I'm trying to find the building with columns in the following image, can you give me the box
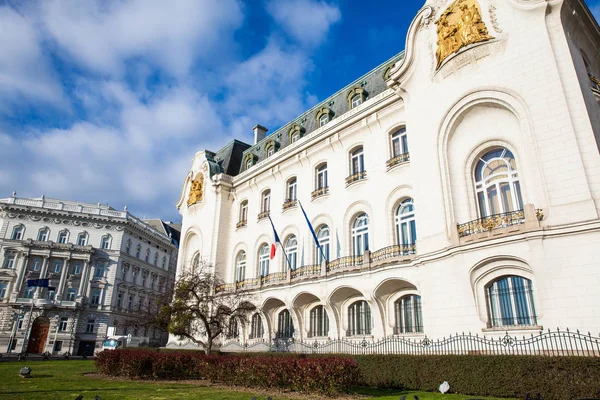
[169,0,600,351]
[0,195,178,355]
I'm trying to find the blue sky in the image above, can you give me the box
[0,0,598,221]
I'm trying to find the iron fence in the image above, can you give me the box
[218,328,600,357]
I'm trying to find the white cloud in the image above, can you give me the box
[267,0,341,47]
[35,0,244,77]
[0,6,65,109]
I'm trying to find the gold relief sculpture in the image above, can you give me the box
[187,177,203,206]
[435,0,494,69]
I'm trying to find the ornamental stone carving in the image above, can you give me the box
[435,0,494,69]
[187,176,204,207]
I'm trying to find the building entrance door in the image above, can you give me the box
[26,316,50,354]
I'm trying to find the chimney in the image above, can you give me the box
[253,124,268,144]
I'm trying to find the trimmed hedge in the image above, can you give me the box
[95,350,359,396]
[355,354,600,400]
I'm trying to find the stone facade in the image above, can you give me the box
[170,0,600,349]
[0,196,177,355]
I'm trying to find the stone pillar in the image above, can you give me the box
[77,260,90,299]
[56,258,70,301]
[34,257,50,299]
[12,254,29,296]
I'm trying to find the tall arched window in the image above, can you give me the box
[391,128,409,157]
[261,190,271,213]
[57,230,69,244]
[475,148,523,217]
[77,232,88,246]
[394,294,423,334]
[350,147,365,175]
[250,313,264,339]
[37,228,49,242]
[486,276,536,328]
[11,225,24,240]
[258,244,270,277]
[277,309,294,338]
[395,199,416,253]
[286,178,297,201]
[191,253,200,273]
[285,236,298,270]
[351,94,362,108]
[347,300,371,336]
[235,251,246,282]
[239,200,248,224]
[316,163,328,190]
[316,225,330,264]
[352,213,369,256]
[227,317,239,339]
[309,305,329,337]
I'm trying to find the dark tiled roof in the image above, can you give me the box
[215,140,251,176]
[238,51,404,174]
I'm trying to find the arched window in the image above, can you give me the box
[239,200,248,223]
[474,148,523,217]
[57,230,69,244]
[395,199,416,252]
[258,244,270,277]
[316,163,328,190]
[261,190,271,213]
[227,317,239,339]
[350,147,365,175]
[309,305,329,337]
[285,236,298,270]
[77,232,88,246]
[235,251,246,282]
[11,225,24,240]
[316,225,330,264]
[277,309,294,338]
[249,313,264,339]
[394,295,423,334]
[191,253,200,273]
[391,128,408,157]
[347,300,371,336]
[319,113,328,127]
[37,228,49,242]
[351,94,362,108]
[267,144,275,157]
[94,260,108,278]
[286,178,297,201]
[100,235,112,250]
[291,131,300,143]
[246,158,253,170]
[126,239,131,254]
[352,213,369,256]
[486,276,536,328]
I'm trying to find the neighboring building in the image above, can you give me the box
[169,0,600,350]
[0,195,177,355]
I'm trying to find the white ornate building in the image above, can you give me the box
[0,195,178,355]
[170,0,600,349]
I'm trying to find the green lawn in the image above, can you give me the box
[0,360,517,400]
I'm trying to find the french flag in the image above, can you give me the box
[267,215,281,260]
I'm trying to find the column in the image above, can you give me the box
[12,254,29,297]
[77,260,90,299]
[34,256,50,299]
[56,258,70,301]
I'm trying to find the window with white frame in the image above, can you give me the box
[309,305,329,337]
[46,288,55,300]
[277,309,294,338]
[3,254,16,269]
[77,233,88,246]
[319,113,328,127]
[57,230,69,244]
[347,300,371,336]
[59,317,68,332]
[316,163,328,190]
[11,225,24,240]
[261,190,271,213]
[86,319,95,333]
[351,94,362,108]
[31,257,42,271]
[37,228,49,242]
[267,145,275,157]
[351,213,369,256]
[258,244,270,277]
[486,275,537,328]
[101,235,111,250]
[286,178,297,201]
[91,289,101,305]
[291,131,300,143]
[24,286,35,299]
[67,288,76,301]
[94,261,106,278]
[71,261,81,275]
[316,225,330,264]
[395,199,417,248]
[0,282,7,299]
[391,128,409,158]
[239,201,248,223]
[246,158,253,170]
[474,148,524,217]
[285,236,298,270]
[235,251,246,282]
[249,313,264,339]
[394,294,423,334]
[350,147,365,175]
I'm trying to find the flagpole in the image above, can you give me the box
[298,200,328,265]
[268,214,293,271]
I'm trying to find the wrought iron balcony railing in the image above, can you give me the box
[311,186,329,199]
[282,199,297,211]
[386,152,410,170]
[257,210,270,221]
[457,210,525,238]
[261,271,287,285]
[291,264,321,279]
[327,255,363,272]
[345,171,367,186]
[236,220,247,229]
[369,244,416,263]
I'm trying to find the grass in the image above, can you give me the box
[0,360,518,400]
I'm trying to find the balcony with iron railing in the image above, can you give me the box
[311,186,329,200]
[257,210,270,221]
[345,171,367,186]
[236,220,247,229]
[386,152,410,170]
[457,206,543,243]
[282,199,297,212]
[261,271,287,286]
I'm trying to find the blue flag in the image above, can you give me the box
[298,200,321,253]
[27,279,49,288]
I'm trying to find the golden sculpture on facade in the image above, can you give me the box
[435,0,494,69]
[187,177,203,206]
